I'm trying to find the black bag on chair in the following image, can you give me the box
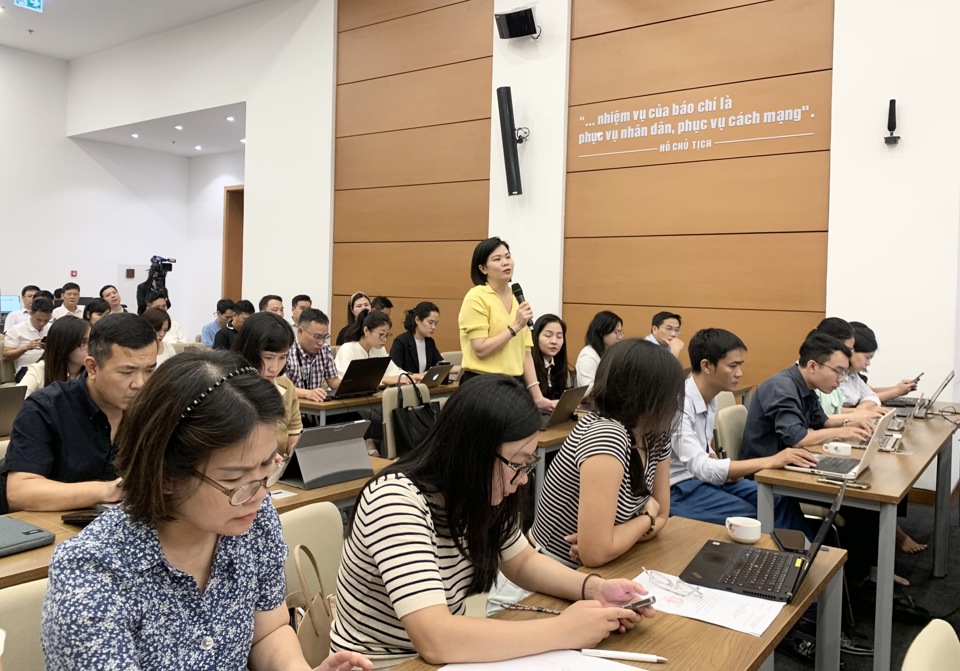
[392,373,441,457]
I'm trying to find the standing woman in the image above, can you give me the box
[331,375,650,667]
[41,351,371,671]
[335,291,372,346]
[142,307,177,365]
[532,314,569,401]
[18,317,90,397]
[575,311,623,395]
[458,237,555,411]
[233,312,303,457]
[83,298,111,325]
[390,301,444,374]
[533,340,683,567]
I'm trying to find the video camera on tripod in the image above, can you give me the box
[148,255,176,292]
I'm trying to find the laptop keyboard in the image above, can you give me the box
[815,455,859,473]
[721,548,792,593]
[856,434,893,449]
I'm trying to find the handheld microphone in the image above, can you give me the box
[510,283,534,328]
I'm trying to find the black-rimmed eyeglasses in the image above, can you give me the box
[496,453,541,484]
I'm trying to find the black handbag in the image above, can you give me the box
[392,373,441,457]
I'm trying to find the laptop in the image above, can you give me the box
[785,410,896,479]
[326,358,391,400]
[886,370,954,408]
[679,480,846,602]
[913,371,954,419]
[0,386,27,437]
[540,385,588,430]
[420,363,453,389]
[0,515,55,557]
[280,420,374,490]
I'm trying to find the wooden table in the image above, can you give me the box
[755,406,958,671]
[0,456,392,590]
[394,516,846,671]
[299,383,459,424]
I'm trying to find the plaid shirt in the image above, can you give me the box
[285,338,337,389]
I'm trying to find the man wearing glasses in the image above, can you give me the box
[286,308,340,402]
[644,311,685,359]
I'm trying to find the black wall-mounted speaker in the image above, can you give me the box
[495,8,537,39]
[496,86,523,196]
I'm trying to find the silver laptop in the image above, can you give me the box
[540,385,588,430]
[784,410,896,479]
[0,386,27,437]
[420,363,453,389]
[914,371,954,419]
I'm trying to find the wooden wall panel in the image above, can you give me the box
[334,182,489,243]
[572,0,766,39]
[337,58,492,137]
[569,0,833,106]
[338,0,493,84]
[562,303,823,387]
[339,0,466,32]
[563,233,827,312]
[565,153,829,238]
[335,120,490,189]
[332,295,465,354]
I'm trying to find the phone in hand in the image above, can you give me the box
[622,595,656,611]
[913,372,924,383]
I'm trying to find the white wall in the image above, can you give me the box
[827,2,960,489]
[488,0,571,318]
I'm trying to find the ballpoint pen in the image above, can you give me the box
[582,649,668,663]
[491,601,562,615]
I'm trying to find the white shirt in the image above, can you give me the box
[162,320,190,345]
[670,376,729,486]
[839,374,881,407]
[4,309,29,329]
[51,305,83,320]
[156,340,177,365]
[334,340,405,380]
[575,344,601,393]
[414,337,427,373]
[3,319,51,371]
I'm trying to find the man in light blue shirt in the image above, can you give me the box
[201,299,235,347]
[644,310,684,360]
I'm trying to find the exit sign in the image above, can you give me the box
[14,0,43,12]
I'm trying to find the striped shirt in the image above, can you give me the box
[331,473,527,665]
[531,413,670,567]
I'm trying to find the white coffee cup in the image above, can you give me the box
[725,516,762,544]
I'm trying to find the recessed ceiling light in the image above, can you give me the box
[174,125,183,131]
[240,138,246,144]
[130,133,139,139]
[226,116,235,122]
[194,145,202,151]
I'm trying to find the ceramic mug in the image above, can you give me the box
[725,516,762,544]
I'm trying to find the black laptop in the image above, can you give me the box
[327,358,391,399]
[679,480,846,603]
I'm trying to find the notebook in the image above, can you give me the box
[0,386,27,437]
[326,358,391,399]
[0,515,56,557]
[679,480,846,602]
[540,386,588,430]
[784,410,895,479]
[420,363,453,389]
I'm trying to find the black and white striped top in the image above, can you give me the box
[530,413,669,567]
[331,472,527,665]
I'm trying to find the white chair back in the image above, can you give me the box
[903,619,960,671]
[280,502,344,611]
[0,577,48,669]
[715,391,736,412]
[714,404,748,460]
[439,351,462,380]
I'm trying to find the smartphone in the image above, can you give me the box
[913,372,924,383]
[772,528,807,553]
[817,476,870,490]
[622,595,656,611]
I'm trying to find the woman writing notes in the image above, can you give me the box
[458,237,556,411]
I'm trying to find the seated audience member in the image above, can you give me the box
[390,301,444,374]
[335,310,412,385]
[331,374,649,665]
[814,317,884,418]
[214,299,255,350]
[289,294,311,326]
[41,350,372,671]
[575,310,623,394]
[145,291,189,344]
[53,288,63,308]
[336,291,371,346]
[51,283,83,320]
[202,299,236,347]
[99,285,126,313]
[232,312,302,456]
[669,329,813,531]
[371,295,393,315]
[259,294,284,317]
[850,320,919,402]
[531,314,569,401]
[18,316,90,397]
[142,307,177,365]
[286,308,340,402]
[533,339,680,569]
[2,313,157,512]
[3,297,54,381]
[644,311,684,359]
[82,298,111,325]
[4,285,39,329]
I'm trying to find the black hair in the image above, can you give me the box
[21,285,39,296]
[83,299,111,321]
[592,340,685,496]
[216,299,236,314]
[30,297,54,315]
[232,312,295,373]
[651,311,681,328]
[343,309,391,343]
[233,299,256,316]
[816,317,854,343]
[371,296,393,311]
[34,290,54,303]
[62,282,80,293]
[298,308,330,326]
[688,328,747,374]
[258,295,283,311]
[145,290,171,310]
[470,237,510,286]
[585,310,622,357]
[87,313,158,365]
[403,301,439,333]
[54,288,63,299]
[799,331,852,366]
[368,374,541,594]
[345,292,371,328]
[849,321,878,353]
[291,294,311,307]
[42,317,90,387]
[532,314,568,396]
[99,285,117,298]
[142,307,172,333]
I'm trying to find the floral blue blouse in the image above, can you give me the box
[41,496,287,670]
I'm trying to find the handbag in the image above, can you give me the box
[292,543,336,667]
[392,373,441,457]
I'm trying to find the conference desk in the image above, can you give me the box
[394,516,846,671]
[755,406,958,671]
[0,455,392,591]
[299,383,459,424]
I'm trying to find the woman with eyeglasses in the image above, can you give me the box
[335,291,372,346]
[335,309,417,386]
[17,316,90,397]
[232,311,303,457]
[331,374,650,667]
[41,350,372,671]
[575,310,623,396]
[532,339,682,569]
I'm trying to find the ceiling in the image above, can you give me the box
[0,0,262,156]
